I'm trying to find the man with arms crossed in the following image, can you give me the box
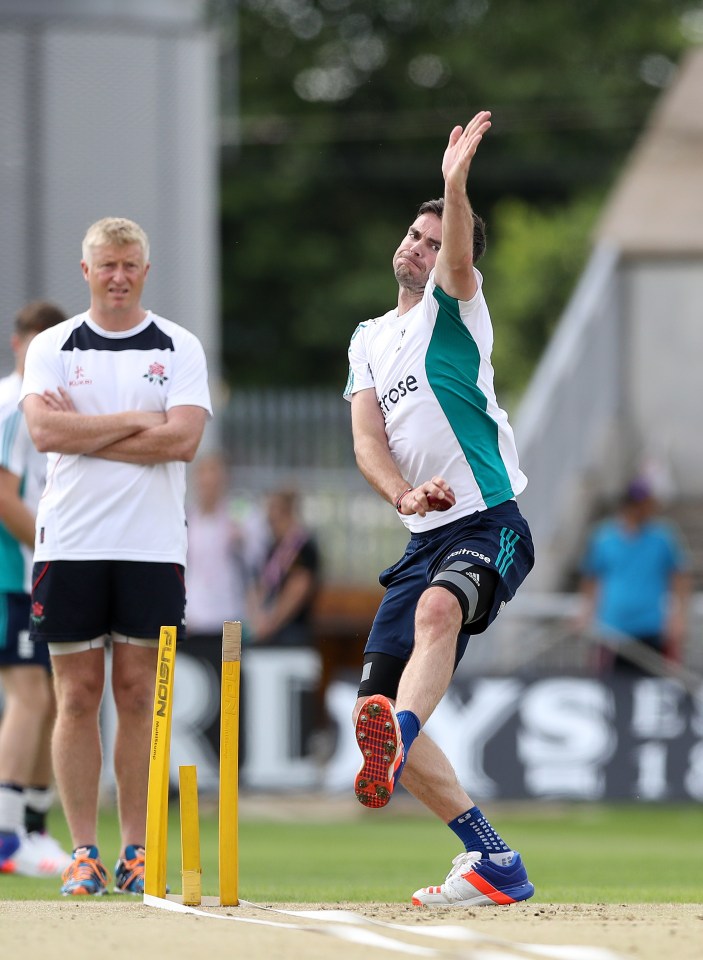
[21,218,212,895]
[345,112,535,907]
[0,301,72,877]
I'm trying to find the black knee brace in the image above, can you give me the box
[429,562,498,626]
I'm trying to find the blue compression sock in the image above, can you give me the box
[448,805,511,858]
[395,710,421,784]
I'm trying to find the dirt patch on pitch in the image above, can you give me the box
[2,900,701,960]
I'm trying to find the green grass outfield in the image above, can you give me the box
[2,801,701,903]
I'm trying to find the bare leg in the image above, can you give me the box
[0,666,52,786]
[30,680,57,787]
[111,642,159,855]
[400,731,474,822]
[51,649,105,848]
[395,586,463,724]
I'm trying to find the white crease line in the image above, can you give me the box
[144,896,626,960]
[143,894,437,956]
[143,894,301,927]
[241,902,627,960]
[519,947,624,960]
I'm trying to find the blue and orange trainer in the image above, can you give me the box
[60,846,110,896]
[412,850,535,907]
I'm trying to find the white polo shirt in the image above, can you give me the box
[344,270,527,533]
[20,311,212,565]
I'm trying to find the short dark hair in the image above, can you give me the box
[15,301,67,338]
[417,198,487,263]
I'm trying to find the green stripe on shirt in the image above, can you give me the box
[426,285,514,505]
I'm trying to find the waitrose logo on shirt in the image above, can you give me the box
[378,374,419,417]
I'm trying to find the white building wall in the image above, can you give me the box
[0,1,219,392]
[0,29,31,329]
[624,260,703,497]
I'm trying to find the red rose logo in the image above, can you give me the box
[31,601,45,625]
[143,362,169,385]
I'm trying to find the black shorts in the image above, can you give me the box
[0,591,51,669]
[29,560,186,644]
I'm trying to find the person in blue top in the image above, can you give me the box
[579,478,691,673]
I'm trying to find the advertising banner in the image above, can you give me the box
[98,644,702,801]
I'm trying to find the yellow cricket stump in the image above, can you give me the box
[219,620,241,906]
[144,625,177,899]
[179,765,202,905]
[144,621,242,906]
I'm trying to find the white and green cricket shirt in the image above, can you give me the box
[344,269,527,533]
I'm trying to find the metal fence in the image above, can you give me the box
[221,388,357,474]
[458,591,703,680]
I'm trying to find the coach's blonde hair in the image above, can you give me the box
[82,217,150,264]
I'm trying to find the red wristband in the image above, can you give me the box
[395,488,413,512]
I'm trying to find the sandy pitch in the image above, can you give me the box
[2,899,701,960]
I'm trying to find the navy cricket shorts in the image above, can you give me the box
[365,499,535,666]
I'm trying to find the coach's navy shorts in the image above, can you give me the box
[0,591,51,669]
[365,499,534,666]
[29,560,186,644]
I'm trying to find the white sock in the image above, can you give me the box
[24,785,55,815]
[0,785,25,833]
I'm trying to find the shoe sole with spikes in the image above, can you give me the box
[354,694,403,808]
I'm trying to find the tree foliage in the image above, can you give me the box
[484,192,603,403]
[212,0,698,390]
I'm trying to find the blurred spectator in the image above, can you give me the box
[0,300,71,878]
[579,478,691,674]
[185,453,263,642]
[248,487,321,647]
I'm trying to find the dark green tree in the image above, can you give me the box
[212,0,697,390]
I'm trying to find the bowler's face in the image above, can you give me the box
[392,213,442,293]
[82,242,149,314]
